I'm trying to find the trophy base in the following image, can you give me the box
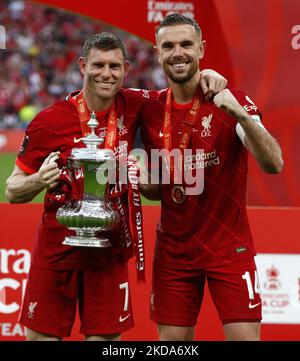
[63,236,111,248]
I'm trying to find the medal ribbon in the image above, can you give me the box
[163,88,202,184]
[69,90,145,282]
[69,90,117,148]
[127,159,145,282]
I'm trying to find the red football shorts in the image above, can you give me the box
[151,257,262,326]
[19,260,134,337]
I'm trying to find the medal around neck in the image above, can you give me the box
[56,111,119,247]
[171,185,186,204]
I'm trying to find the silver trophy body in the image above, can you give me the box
[56,112,118,247]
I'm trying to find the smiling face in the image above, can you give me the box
[79,47,129,103]
[156,24,205,84]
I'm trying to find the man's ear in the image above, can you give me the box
[124,60,130,76]
[78,57,86,75]
[199,40,206,60]
[154,45,162,64]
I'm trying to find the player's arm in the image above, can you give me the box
[200,69,228,100]
[213,89,284,174]
[138,70,227,101]
[5,152,60,203]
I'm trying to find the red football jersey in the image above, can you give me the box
[16,88,151,270]
[141,88,263,269]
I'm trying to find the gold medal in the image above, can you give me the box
[171,185,186,204]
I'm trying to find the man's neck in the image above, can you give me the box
[169,71,201,104]
[83,89,113,112]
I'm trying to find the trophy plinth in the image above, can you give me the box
[56,112,118,248]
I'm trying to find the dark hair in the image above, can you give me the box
[155,13,202,37]
[83,32,127,60]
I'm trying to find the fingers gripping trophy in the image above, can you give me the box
[56,111,119,247]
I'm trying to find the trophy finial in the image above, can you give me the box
[87,111,99,134]
[82,112,103,149]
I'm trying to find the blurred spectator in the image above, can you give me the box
[19,102,39,129]
[0,0,167,129]
[1,104,19,128]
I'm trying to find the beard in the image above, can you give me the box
[163,61,198,84]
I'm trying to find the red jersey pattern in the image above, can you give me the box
[16,88,152,270]
[141,88,263,269]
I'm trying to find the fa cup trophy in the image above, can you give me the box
[56,112,119,247]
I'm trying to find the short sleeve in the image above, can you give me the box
[16,112,57,174]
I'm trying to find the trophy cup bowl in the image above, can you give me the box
[56,112,119,247]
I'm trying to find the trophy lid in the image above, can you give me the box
[70,111,115,162]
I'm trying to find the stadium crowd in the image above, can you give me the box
[0,0,167,129]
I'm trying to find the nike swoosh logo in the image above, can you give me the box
[248,302,261,309]
[159,131,163,137]
[119,314,131,323]
[73,137,82,143]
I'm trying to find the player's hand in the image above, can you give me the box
[200,69,228,100]
[128,154,161,200]
[37,152,61,189]
[213,89,247,119]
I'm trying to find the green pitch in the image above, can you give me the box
[0,153,17,202]
[0,153,159,205]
